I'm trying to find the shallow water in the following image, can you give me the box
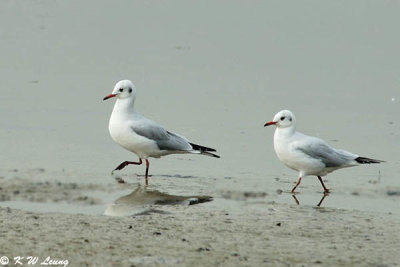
[0,0,399,217]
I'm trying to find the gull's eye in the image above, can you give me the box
[119,88,123,92]
[289,117,292,122]
[280,116,285,121]
[129,88,132,93]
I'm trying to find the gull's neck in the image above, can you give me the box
[275,125,296,139]
[111,97,136,119]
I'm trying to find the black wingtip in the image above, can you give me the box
[189,142,220,158]
[202,152,220,158]
[355,157,385,164]
[189,142,217,152]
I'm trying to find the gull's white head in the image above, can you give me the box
[264,110,296,128]
[103,80,137,101]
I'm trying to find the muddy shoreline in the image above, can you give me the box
[0,173,399,266]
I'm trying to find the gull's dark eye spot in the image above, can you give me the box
[129,88,132,93]
[119,88,123,92]
[280,116,285,121]
[289,117,292,122]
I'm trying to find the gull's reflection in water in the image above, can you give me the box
[291,193,329,207]
[104,184,213,216]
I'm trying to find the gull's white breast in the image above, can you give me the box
[109,115,159,159]
[274,130,325,176]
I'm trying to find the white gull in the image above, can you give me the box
[104,80,219,186]
[264,110,383,193]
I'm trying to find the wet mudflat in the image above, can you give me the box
[0,0,399,266]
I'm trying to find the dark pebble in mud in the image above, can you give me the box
[196,247,211,252]
[386,190,400,196]
[115,177,126,184]
[244,192,267,198]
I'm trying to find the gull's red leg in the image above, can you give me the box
[111,158,143,174]
[291,177,302,193]
[292,194,300,205]
[145,159,150,187]
[317,192,329,207]
[317,176,330,193]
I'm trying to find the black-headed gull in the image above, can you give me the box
[104,80,219,186]
[264,110,383,193]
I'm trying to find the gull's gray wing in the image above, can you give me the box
[293,136,357,168]
[131,121,191,151]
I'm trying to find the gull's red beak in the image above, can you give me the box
[103,94,117,101]
[264,121,277,127]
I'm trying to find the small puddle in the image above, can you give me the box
[104,185,213,216]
